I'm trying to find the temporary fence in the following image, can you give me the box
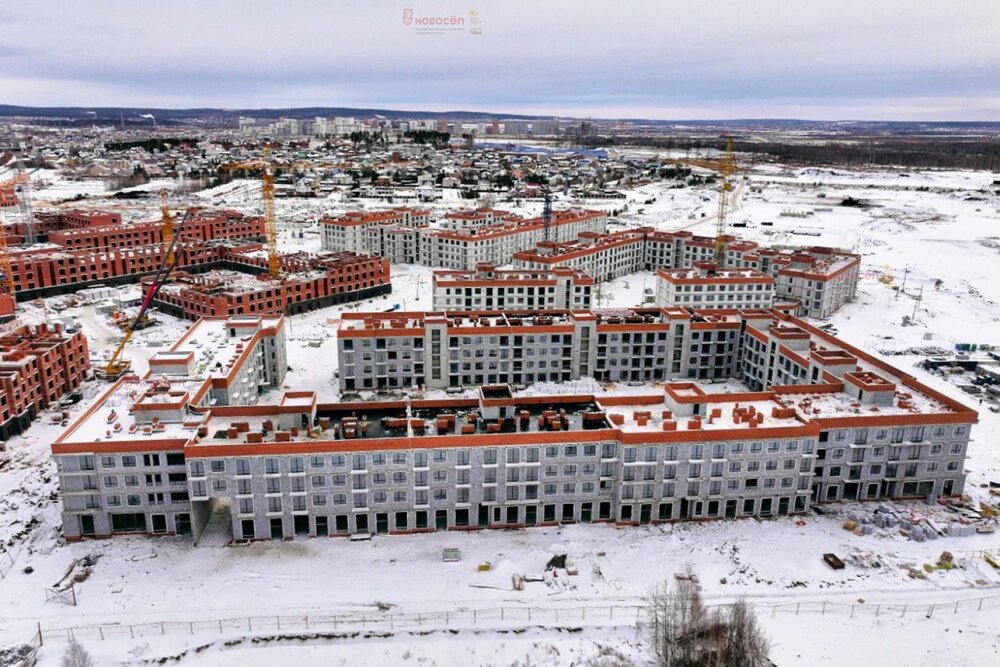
[12,627,42,667]
[0,548,17,579]
[36,593,1000,644]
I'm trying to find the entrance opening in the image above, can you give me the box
[376,512,389,534]
[151,514,167,534]
[725,499,737,519]
[241,519,256,540]
[778,497,790,516]
[639,504,652,524]
[525,505,537,526]
[293,515,310,536]
[598,501,611,520]
[80,515,96,536]
[843,483,859,501]
[355,514,369,533]
[194,498,233,547]
[335,515,349,534]
[416,510,428,529]
[707,500,720,517]
[505,506,518,525]
[543,504,556,522]
[435,509,448,530]
[580,502,593,523]
[759,498,772,516]
[269,517,284,540]
[477,506,489,528]
[561,503,575,523]
[176,513,192,535]
[316,516,329,536]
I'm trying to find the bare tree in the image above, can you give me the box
[60,638,94,667]
[648,572,769,667]
[721,597,769,667]
[647,566,710,667]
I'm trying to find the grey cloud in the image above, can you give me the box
[0,0,998,120]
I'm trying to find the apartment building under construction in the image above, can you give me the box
[52,308,976,542]
[513,227,860,318]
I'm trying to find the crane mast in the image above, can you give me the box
[14,155,35,245]
[542,187,553,243]
[714,138,736,266]
[0,206,15,299]
[261,170,279,278]
[0,173,28,300]
[221,154,281,278]
[159,189,174,267]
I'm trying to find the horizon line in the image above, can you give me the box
[3,103,1000,126]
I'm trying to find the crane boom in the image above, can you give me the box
[102,209,193,379]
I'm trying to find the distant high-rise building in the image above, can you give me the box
[313,116,331,137]
[502,120,529,135]
[238,116,257,134]
[531,120,560,136]
[334,117,362,136]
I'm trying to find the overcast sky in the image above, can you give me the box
[1,1,998,120]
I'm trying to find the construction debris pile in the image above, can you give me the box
[842,501,996,542]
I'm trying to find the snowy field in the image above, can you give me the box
[3,161,1000,665]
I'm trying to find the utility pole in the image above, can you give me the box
[897,268,909,299]
[911,285,923,322]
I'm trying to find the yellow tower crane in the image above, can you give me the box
[221,155,280,278]
[159,189,175,267]
[714,138,737,266]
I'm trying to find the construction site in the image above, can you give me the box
[1,14,999,660]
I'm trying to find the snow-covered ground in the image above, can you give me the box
[3,162,1000,665]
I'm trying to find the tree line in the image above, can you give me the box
[579,135,1000,171]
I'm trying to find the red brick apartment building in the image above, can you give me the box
[0,186,19,209]
[10,242,228,298]
[0,323,89,441]
[153,251,391,320]
[46,209,265,251]
[7,210,268,300]
[4,210,127,246]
